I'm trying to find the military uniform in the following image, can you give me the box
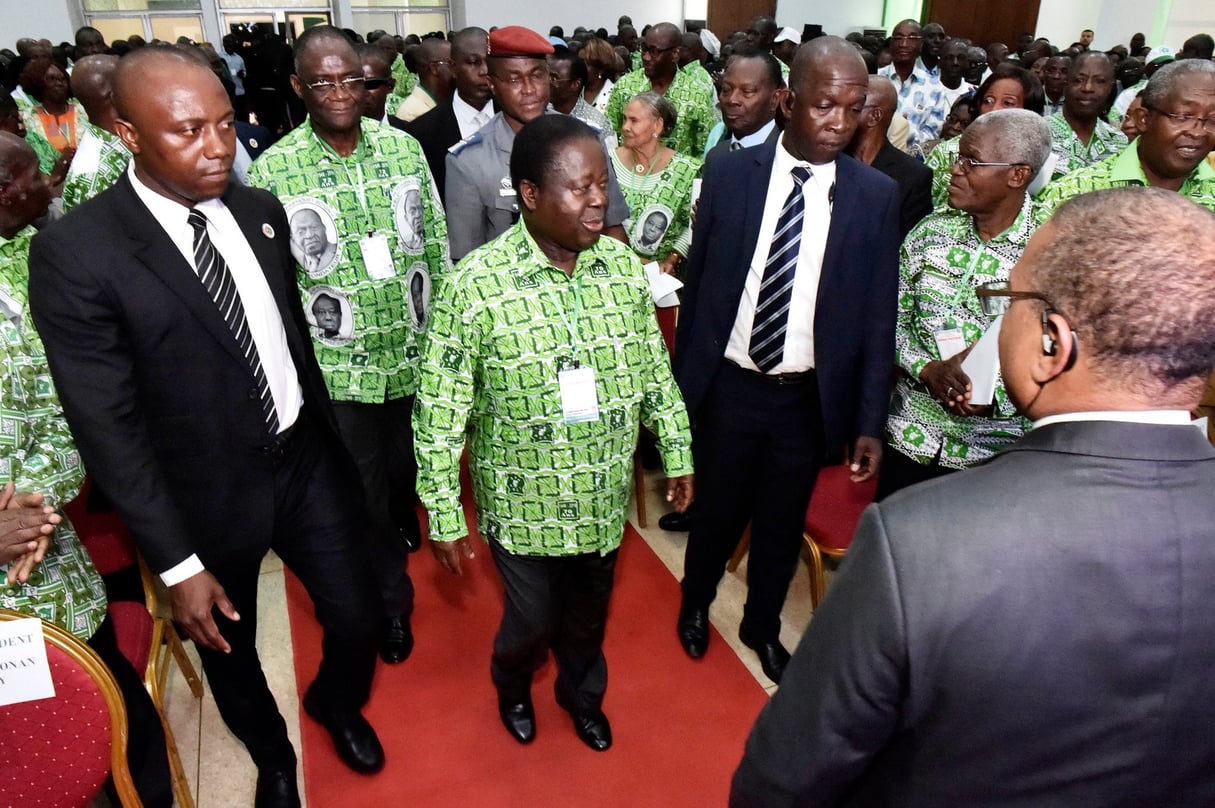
[445,111,630,261]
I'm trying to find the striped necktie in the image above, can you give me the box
[749,165,811,373]
[729,140,742,151]
[188,208,280,435]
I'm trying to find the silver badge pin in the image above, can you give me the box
[262,223,275,238]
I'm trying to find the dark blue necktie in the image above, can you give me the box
[750,166,811,373]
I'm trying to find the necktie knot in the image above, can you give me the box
[791,166,812,187]
[729,140,742,151]
[188,208,207,236]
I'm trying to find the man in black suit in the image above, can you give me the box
[674,38,900,683]
[704,49,784,165]
[28,47,383,808]
[357,43,406,130]
[731,187,1215,807]
[847,75,933,238]
[404,27,493,202]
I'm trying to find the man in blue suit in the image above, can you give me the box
[673,37,900,683]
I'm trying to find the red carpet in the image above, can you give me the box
[284,519,769,807]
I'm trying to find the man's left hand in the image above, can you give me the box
[665,474,694,512]
[849,436,882,482]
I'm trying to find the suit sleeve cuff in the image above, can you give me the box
[160,554,205,587]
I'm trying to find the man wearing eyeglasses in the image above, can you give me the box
[878,19,950,147]
[1037,59,1215,217]
[605,22,717,157]
[395,37,454,124]
[733,184,1215,807]
[248,26,450,675]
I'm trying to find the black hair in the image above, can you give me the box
[510,115,599,191]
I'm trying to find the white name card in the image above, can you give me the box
[0,617,55,707]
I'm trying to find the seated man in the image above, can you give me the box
[731,186,1215,806]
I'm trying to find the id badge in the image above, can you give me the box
[558,365,600,424]
[933,327,967,360]
[360,233,396,280]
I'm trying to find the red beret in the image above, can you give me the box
[487,26,554,59]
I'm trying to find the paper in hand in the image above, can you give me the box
[960,316,1003,406]
[645,262,684,308]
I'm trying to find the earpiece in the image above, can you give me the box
[1041,309,1078,371]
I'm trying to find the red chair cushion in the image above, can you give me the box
[63,478,138,577]
[803,465,878,552]
[0,642,113,806]
[655,306,678,357]
[108,601,154,677]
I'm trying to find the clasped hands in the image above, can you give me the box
[919,355,992,417]
[0,481,60,585]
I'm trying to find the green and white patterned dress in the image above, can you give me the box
[415,221,693,556]
[609,149,701,264]
[0,227,105,642]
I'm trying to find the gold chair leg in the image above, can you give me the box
[166,625,204,699]
[634,452,648,528]
[804,534,826,607]
[726,526,752,573]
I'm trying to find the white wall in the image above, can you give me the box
[1036,0,1214,52]
[775,0,888,36]
[4,0,81,44]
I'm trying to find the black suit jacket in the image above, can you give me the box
[732,421,1215,806]
[869,139,933,239]
[404,101,461,203]
[28,175,349,573]
[674,141,901,454]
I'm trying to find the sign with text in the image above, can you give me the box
[0,617,55,707]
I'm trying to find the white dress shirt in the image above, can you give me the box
[128,164,304,584]
[725,138,835,373]
[731,119,777,150]
[1033,410,1194,429]
[453,92,494,139]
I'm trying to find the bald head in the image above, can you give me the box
[294,25,357,74]
[113,46,214,122]
[70,54,120,129]
[866,75,897,120]
[0,131,36,183]
[789,35,868,95]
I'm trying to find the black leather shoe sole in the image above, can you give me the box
[658,510,693,532]
[380,614,414,664]
[571,711,612,751]
[254,767,300,808]
[498,697,536,744]
[739,626,791,684]
[303,691,385,774]
[677,605,710,659]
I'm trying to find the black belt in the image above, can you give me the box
[725,358,816,386]
[260,410,305,460]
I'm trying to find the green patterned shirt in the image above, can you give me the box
[62,120,131,213]
[609,150,701,263]
[0,228,105,642]
[26,129,59,177]
[888,202,1032,468]
[1036,138,1215,222]
[391,55,418,100]
[925,135,959,211]
[606,67,718,158]
[415,221,693,555]
[247,119,450,402]
[1046,112,1127,179]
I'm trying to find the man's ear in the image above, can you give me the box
[289,73,304,100]
[779,88,795,121]
[1034,310,1078,382]
[1008,163,1033,190]
[113,117,139,155]
[517,178,539,212]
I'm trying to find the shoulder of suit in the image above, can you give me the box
[448,130,484,157]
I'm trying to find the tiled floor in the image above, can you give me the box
[159,468,832,805]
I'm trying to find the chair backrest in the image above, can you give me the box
[62,476,139,577]
[0,610,141,807]
[804,464,878,553]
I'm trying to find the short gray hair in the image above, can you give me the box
[966,108,1052,174]
[1141,58,1215,110]
[627,92,678,138]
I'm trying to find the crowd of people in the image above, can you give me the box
[1,11,1214,808]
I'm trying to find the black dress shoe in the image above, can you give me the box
[739,625,791,684]
[658,510,693,532]
[498,696,536,744]
[254,766,300,808]
[380,614,414,664]
[571,710,612,751]
[677,603,710,659]
[303,690,385,774]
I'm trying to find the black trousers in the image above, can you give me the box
[333,397,416,618]
[874,442,957,502]
[488,540,618,716]
[682,361,825,642]
[87,616,173,808]
[194,412,382,770]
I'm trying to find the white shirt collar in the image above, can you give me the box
[1033,410,1194,430]
[733,119,777,149]
[452,92,493,131]
[772,136,836,191]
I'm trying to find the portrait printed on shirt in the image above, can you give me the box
[405,262,431,333]
[391,179,425,254]
[630,203,672,257]
[285,198,341,278]
[305,286,354,346]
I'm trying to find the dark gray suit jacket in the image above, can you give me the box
[731,420,1215,807]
